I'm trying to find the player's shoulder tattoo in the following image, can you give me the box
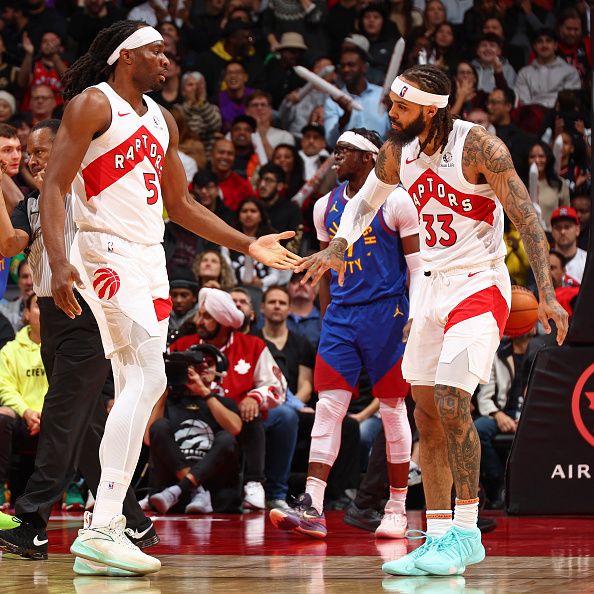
[375,140,400,184]
[462,125,514,174]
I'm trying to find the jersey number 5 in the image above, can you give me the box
[422,214,457,247]
[144,172,158,205]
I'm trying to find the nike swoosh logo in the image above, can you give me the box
[127,525,152,539]
[118,111,131,117]
[33,535,48,546]
[405,157,418,164]
[468,272,480,277]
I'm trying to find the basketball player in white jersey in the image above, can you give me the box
[39,21,299,576]
[297,65,568,576]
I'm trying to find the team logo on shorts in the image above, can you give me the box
[92,267,121,300]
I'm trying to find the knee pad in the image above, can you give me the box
[380,398,412,464]
[309,390,350,466]
[435,349,481,396]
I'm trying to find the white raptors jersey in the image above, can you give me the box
[399,120,506,271]
[71,82,169,245]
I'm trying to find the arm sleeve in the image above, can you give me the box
[334,170,397,247]
[313,192,331,242]
[247,345,287,410]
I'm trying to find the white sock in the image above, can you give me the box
[305,476,327,514]
[453,497,480,531]
[91,480,128,527]
[386,486,407,514]
[425,509,452,537]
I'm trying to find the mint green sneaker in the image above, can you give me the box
[73,557,138,577]
[414,525,485,575]
[63,482,85,511]
[0,510,19,530]
[382,530,436,576]
[70,513,160,575]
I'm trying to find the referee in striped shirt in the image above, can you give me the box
[0,119,158,560]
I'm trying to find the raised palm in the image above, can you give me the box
[249,231,301,270]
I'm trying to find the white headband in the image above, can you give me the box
[107,27,164,66]
[336,131,380,159]
[390,76,449,108]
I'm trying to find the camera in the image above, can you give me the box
[164,344,228,391]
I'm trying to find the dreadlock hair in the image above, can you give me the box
[399,64,454,156]
[61,20,147,101]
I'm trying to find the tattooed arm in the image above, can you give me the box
[297,141,402,286]
[463,127,568,345]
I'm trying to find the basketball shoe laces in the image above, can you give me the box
[403,529,437,557]
[431,527,468,559]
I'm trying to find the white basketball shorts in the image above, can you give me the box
[70,230,172,357]
[401,261,511,387]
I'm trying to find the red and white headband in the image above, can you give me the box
[390,76,449,108]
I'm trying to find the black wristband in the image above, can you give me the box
[203,393,216,401]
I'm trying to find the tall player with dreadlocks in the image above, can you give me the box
[298,64,568,575]
[38,20,299,576]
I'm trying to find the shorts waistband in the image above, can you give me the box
[423,256,505,277]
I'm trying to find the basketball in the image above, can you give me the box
[504,286,539,336]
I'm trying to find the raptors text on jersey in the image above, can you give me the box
[399,120,506,271]
[71,82,170,245]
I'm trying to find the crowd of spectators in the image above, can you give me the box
[0,0,591,514]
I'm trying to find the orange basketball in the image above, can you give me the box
[504,286,539,337]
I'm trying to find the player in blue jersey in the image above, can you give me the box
[270,128,422,539]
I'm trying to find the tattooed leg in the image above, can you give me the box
[412,385,453,509]
[434,384,480,501]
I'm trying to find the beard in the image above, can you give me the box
[389,110,426,146]
[197,323,222,341]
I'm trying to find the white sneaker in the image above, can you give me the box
[243,481,265,510]
[185,486,213,514]
[149,486,180,514]
[85,492,95,512]
[375,501,407,539]
[138,495,151,511]
[70,512,160,575]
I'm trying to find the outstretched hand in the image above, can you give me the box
[294,239,347,287]
[539,296,569,346]
[51,263,85,319]
[248,231,302,270]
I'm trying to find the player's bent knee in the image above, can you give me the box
[311,394,349,438]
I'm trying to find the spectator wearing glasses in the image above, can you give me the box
[27,85,57,125]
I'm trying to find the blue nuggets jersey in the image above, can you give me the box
[323,182,408,305]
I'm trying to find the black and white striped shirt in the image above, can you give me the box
[11,192,77,298]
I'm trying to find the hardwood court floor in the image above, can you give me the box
[2,511,594,593]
